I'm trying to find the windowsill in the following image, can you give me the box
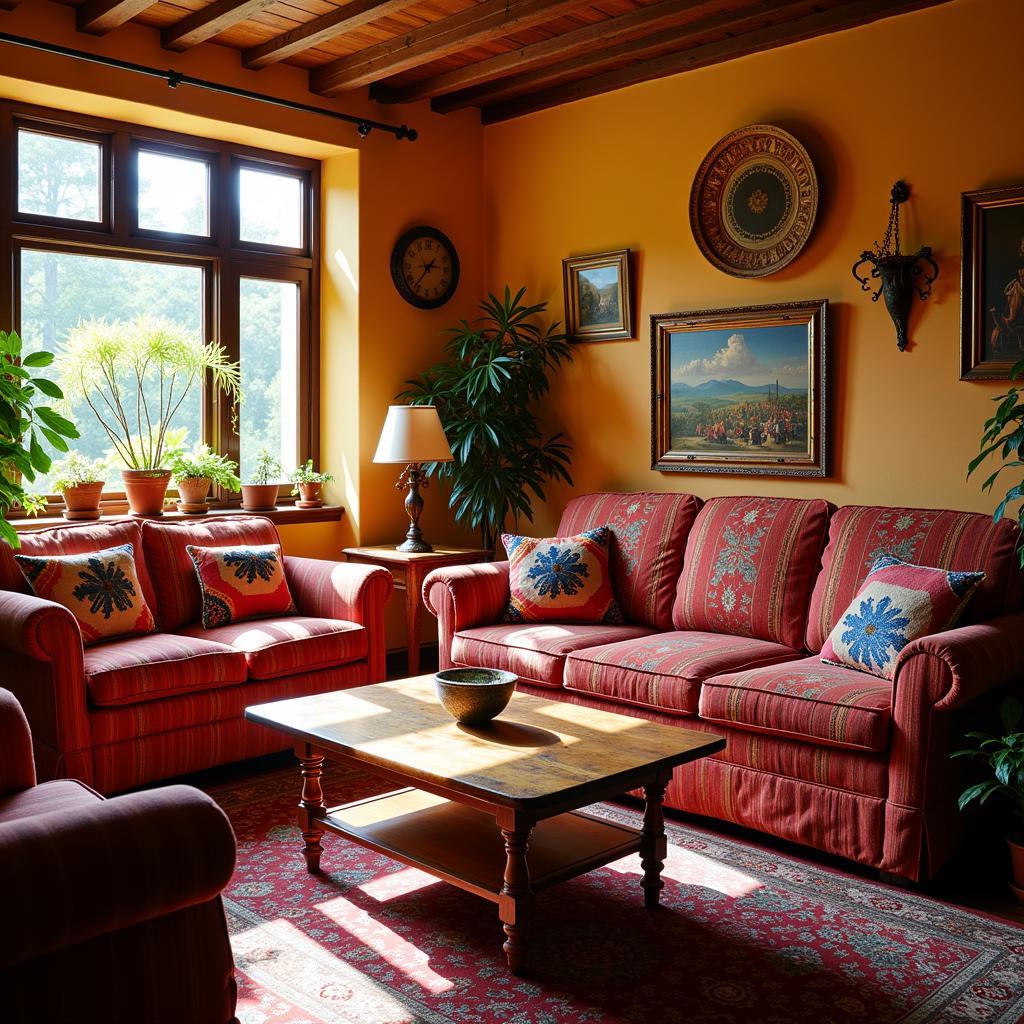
[13,505,345,532]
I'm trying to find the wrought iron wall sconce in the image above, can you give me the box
[852,181,939,351]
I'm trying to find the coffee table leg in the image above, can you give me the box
[640,777,668,909]
[298,744,326,873]
[498,824,533,975]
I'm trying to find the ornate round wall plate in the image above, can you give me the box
[689,124,819,278]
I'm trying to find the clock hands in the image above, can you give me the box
[414,257,439,288]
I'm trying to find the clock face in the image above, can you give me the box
[390,227,460,309]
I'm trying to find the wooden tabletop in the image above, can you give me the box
[343,545,492,565]
[246,676,724,809]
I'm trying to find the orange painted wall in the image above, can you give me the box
[482,0,1024,535]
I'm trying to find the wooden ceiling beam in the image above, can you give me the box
[242,0,422,69]
[162,0,278,51]
[77,0,155,35]
[309,0,594,96]
[482,0,951,123]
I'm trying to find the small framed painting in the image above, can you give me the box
[651,300,828,477]
[961,184,1024,379]
[562,249,634,342]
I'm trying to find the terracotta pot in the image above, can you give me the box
[241,483,279,511]
[61,481,104,521]
[177,476,212,514]
[1010,835,1024,903]
[122,469,172,518]
[297,482,323,508]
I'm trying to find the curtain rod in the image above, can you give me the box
[0,31,418,143]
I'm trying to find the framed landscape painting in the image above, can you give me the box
[562,249,634,342]
[651,300,828,477]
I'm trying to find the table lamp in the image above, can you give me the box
[373,405,454,552]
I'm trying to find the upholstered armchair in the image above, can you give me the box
[0,688,239,1024]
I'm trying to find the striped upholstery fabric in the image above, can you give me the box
[557,491,702,628]
[563,631,801,716]
[699,657,893,752]
[180,616,367,681]
[452,622,654,688]
[0,777,99,825]
[0,689,35,796]
[806,505,1024,652]
[672,496,832,649]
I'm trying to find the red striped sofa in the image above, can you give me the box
[0,516,393,794]
[423,492,1024,882]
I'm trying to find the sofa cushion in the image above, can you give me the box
[672,495,832,649]
[698,656,893,752]
[452,622,655,688]
[557,491,702,629]
[806,505,1024,652]
[179,616,367,681]
[0,779,101,826]
[84,633,249,707]
[142,516,280,631]
[563,631,802,716]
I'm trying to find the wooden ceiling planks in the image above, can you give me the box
[162,0,281,48]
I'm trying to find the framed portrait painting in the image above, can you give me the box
[651,300,828,477]
[961,184,1024,379]
[562,249,634,342]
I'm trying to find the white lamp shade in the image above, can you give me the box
[373,405,453,464]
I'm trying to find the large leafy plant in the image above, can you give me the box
[400,287,573,550]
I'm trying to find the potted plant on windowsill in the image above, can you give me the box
[51,452,108,521]
[170,443,241,515]
[242,449,282,511]
[58,316,241,518]
[289,459,334,508]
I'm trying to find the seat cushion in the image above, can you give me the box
[179,616,367,681]
[698,656,893,752]
[451,622,655,688]
[84,633,249,707]
[0,779,101,826]
[564,631,802,716]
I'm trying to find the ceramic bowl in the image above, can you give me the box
[434,668,518,725]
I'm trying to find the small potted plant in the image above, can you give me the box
[51,452,107,521]
[952,696,1024,901]
[290,459,334,508]
[170,443,241,515]
[242,449,282,511]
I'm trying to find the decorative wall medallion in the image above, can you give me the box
[689,125,819,278]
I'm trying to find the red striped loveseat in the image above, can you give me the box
[0,515,393,794]
[423,492,1024,882]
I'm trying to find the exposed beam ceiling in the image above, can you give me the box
[77,0,155,34]
[162,0,279,51]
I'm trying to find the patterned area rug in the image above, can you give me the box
[210,763,1024,1024]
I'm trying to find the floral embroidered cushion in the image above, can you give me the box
[186,543,296,629]
[13,542,157,645]
[502,527,623,624]
[820,555,985,679]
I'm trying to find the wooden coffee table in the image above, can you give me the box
[245,677,724,974]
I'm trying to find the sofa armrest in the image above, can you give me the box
[0,689,35,795]
[423,561,510,670]
[0,589,83,661]
[284,556,394,682]
[0,784,235,969]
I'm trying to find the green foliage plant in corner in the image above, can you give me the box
[400,286,573,551]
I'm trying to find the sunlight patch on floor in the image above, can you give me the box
[607,845,763,899]
[359,866,444,902]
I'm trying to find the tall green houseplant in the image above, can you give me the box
[401,287,573,550]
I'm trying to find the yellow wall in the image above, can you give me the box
[483,0,1022,535]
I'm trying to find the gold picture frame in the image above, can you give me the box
[562,249,634,342]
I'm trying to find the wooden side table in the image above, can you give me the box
[343,546,492,675]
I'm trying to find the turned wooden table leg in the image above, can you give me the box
[297,745,327,873]
[640,776,668,909]
[406,566,422,677]
[498,823,534,975]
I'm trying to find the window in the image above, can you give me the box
[3,104,320,512]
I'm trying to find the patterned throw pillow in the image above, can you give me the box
[186,543,296,629]
[502,527,623,624]
[820,556,985,679]
[14,543,156,645]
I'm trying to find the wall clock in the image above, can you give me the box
[390,226,460,309]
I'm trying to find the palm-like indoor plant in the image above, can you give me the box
[400,287,573,550]
[290,459,334,508]
[170,443,241,514]
[242,448,282,511]
[51,452,108,521]
[58,316,241,517]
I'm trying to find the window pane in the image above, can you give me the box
[19,250,204,493]
[239,168,302,248]
[239,277,299,481]
[17,130,101,221]
[138,150,209,235]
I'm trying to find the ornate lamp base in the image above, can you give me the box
[396,463,433,553]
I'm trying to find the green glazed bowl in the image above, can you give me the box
[434,668,518,725]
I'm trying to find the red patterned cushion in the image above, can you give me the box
[563,631,801,715]
[672,496,832,648]
[502,527,622,624]
[186,544,296,629]
[179,615,367,680]
[806,505,1023,652]
[14,543,156,646]
[557,492,702,628]
[821,556,985,679]
[699,656,893,752]
[84,633,248,706]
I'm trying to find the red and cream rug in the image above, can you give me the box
[210,763,1024,1024]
